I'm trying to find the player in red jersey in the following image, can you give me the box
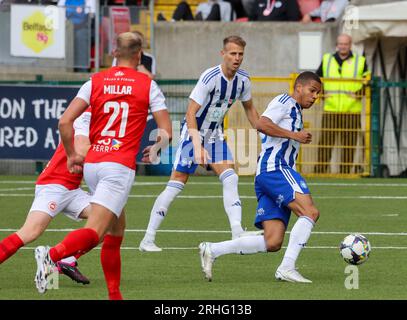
[34,32,172,300]
[0,111,91,285]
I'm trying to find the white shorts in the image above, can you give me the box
[84,162,135,217]
[29,184,90,221]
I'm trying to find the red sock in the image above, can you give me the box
[0,233,24,264]
[49,228,99,263]
[101,235,123,300]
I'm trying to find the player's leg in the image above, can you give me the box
[34,163,133,294]
[275,170,319,283]
[209,139,247,239]
[101,210,126,300]
[0,211,51,264]
[199,220,286,281]
[140,139,195,251]
[56,191,92,285]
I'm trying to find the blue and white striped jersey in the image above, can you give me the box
[256,94,303,175]
[180,65,252,142]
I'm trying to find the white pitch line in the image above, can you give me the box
[0,187,35,191]
[16,246,407,250]
[1,228,407,236]
[1,193,407,200]
[2,180,407,187]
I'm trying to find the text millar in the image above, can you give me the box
[103,85,132,95]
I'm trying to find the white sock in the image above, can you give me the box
[210,235,267,258]
[143,180,184,242]
[60,256,77,265]
[219,169,244,238]
[279,216,314,270]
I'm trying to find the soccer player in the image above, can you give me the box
[0,111,91,285]
[33,32,172,300]
[139,35,260,252]
[199,71,322,283]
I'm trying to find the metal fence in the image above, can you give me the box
[0,77,376,177]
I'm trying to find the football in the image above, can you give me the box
[340,234,371,265]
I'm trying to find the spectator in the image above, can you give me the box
[253,0,301,21]
[58,0,96,72]
[314,34,370,174]
[301,0,348,23]
[112,31,156,79]
[158,0,233,22]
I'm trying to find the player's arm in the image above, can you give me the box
[186,99,210,164]
[256,116,312,144]
[142,109,172,164]
[73,110,91,158]
[241,99,259,129]
[141,81,172,163]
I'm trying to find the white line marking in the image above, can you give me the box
[16,246,407,250]
[1,228,407,236]
[2,180,407,187]
[1,193,407,200]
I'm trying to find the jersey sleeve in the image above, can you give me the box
[261,100,287,125]
[73,111,91,137]
[76,80,92,105]
[189,72,211,106]
[240,77,252,102]
[149,80,167,113]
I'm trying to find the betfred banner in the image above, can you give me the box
[109,6,131,54]
[10,5,66,58]
[0,85,156,162]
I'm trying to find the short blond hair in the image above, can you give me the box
[223,35,246,49]
[115,32,142,60]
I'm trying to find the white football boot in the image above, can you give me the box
[199,242,215,282]
[275,267,312,283]
[34,246,56,293]
[139,240,162,252]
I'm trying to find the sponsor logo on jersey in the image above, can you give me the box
[114,71,125,77]
[111,139,122,150]
[300,180,307,189]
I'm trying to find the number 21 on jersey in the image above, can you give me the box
[101,101,129,138]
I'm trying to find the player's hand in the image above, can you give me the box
[141,145,160,164]
[194,146,211,165]
[294,130,312,144]
[67,153,84,174]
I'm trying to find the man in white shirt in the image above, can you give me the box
[139,35,260,252]
[199,72,322,284]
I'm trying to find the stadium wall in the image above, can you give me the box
[154,21,339,79]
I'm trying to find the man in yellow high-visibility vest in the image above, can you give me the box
[315,34,369,174]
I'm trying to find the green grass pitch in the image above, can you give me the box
[0,175,407,300]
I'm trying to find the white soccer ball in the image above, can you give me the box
[339,234,371,265]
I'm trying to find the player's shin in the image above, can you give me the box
[220,169,244,238]
[143,180,184,242]
[210,235,267,258]
[101,235,123,300]
[49,228,99,263]
[279,216,315,270]
[0,233,24,264]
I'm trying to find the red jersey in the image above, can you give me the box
[86,66,151,170]
[36,143,83,190]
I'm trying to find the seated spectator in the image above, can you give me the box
[253,0,301,21]
[301,0,348,23]
[158,0,233,22]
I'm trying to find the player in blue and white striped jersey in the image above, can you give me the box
[139,36,260,252]
[199,72,322,283]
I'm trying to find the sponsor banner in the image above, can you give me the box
[0,85,155,162]
[10,4,66,58]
